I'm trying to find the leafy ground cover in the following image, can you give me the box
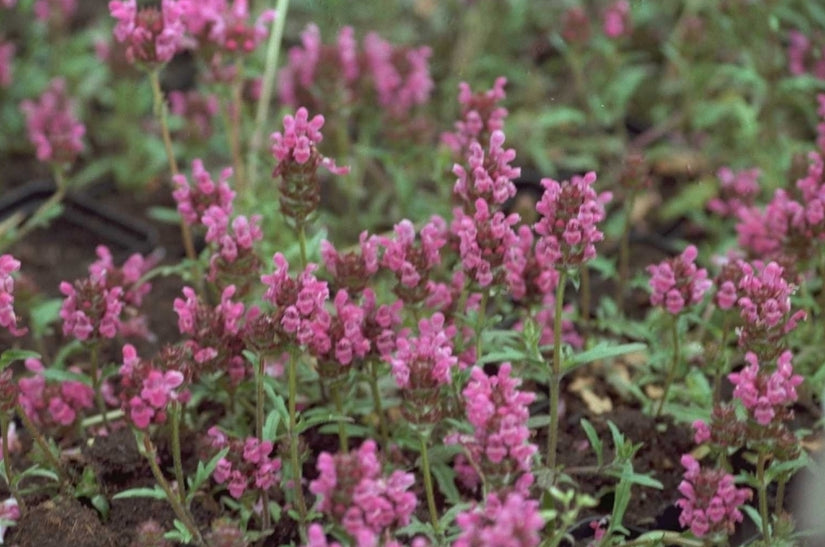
[1,1,825,546]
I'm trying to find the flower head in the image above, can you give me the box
[676,455,751,537]
[109,0,186,66]
[647,245,712,314]
[20,78,85,164]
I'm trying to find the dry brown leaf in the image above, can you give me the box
[645,384,664,399]
[581,389,613,414]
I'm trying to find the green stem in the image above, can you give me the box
[419,430,441,537]
[297,224,308,269]
[757,450,771,542]
[580,266,590,344]
[546,270,567,471]
[2,165,67,251]
[288,350,308,531]
[368,361,390,452]
[330,380,349,453]
[654,317,680,418]
[140,433,204,546]
[712,314,731,407]
[617,189,637,314]
[475,291,488,362]
[1,413,26,513]
[616,531,705,547]
[228,61,247,194]
[149,70,197,263]
[247,0,290,193]
[89,343,109,429]
[169,402,186,506]
[255,353,272,533]
[16,403,69,486]
[775,475,787,515]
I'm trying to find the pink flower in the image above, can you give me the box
[0,498,19,544]
[676,455,751,537]
[0,255,26,337]
[454,491,543,547]
[728,351,802,425]
[707,167,761,217]
[321,231,380,294]
[647,245,711,314]
[34,0,77,25]
[441,77,508,156]
[0,41,14,88]
[603,0,631,38]
[450,363,537,495]
[173,159,235,226]
[309,441,416,543]
[363,32,432,118]
[180,0,275,54]
[534,171,612,269]
[453,129,520,207]
[381,217,447,303]
[20,78,85,164]
[109,0,185,65]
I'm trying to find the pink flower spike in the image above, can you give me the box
[647,245,711,315]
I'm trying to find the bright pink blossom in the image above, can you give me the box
[0,255,26,337]
[309,440,416,545]
[707,167,761,217]
[728,351,802,425]
[534,171,612,269]
[449,363,537,495]
[442,77,508,156]
[381,217,447,303]
[0,41,13,88]
[363,32,432,118]
[676,455,751,537]
[109,0,186,65]
[454,491,544,547]
[180,0,275,54]
[20,78,85,164]
[603,0,631,38]
[647,245,711,314]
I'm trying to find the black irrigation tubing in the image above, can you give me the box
[0,179,158,254]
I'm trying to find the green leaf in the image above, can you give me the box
[536,106,586,129]
[28,298,63,338]
[565,343,647,368]
[527,414,552,429]
[188,447,230,496]
[90,494,110,520]
[580,418,603,468]
[430,463,460,505]
[262,408,283,441]
[113,486,167,500]
[147,206,182,225]
[0,349,40,371]
[41,368,92,386]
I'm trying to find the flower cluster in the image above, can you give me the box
[676,455,751,537]
[603,0,631,39]
[172,159,235,226]
[271,107,349,228]
[279,24,432,121]
[451,200,525,291]
[20,77,85,164]
[207,427,281,500]
[381,217,447,303]
[735,151,825,265]
[60,246,152,341]
[452,130,519,207]
[312,290,370,379]
[17,358,94,428]
[259,253,337,357]
[728,351,802,426]
[321,231,380,294]
[441,77,508,156]
[109,0,186,66]
[454,491,543,547]
[119,344,189,429]
[174,285,255,382]
[34,0,77,26]
[707,167,761,217]
[180,0,275,55]
[0,498,19,545]
[735,260,805,358]
[787,29,825,80]
[363,32,433,118]
[534,171,612,269]
[388,313,456,423]
[647,245,712,314]
[0,255,26,337]
[309,440,416,546]
[448,363,537,495]
[0,40,13,88]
